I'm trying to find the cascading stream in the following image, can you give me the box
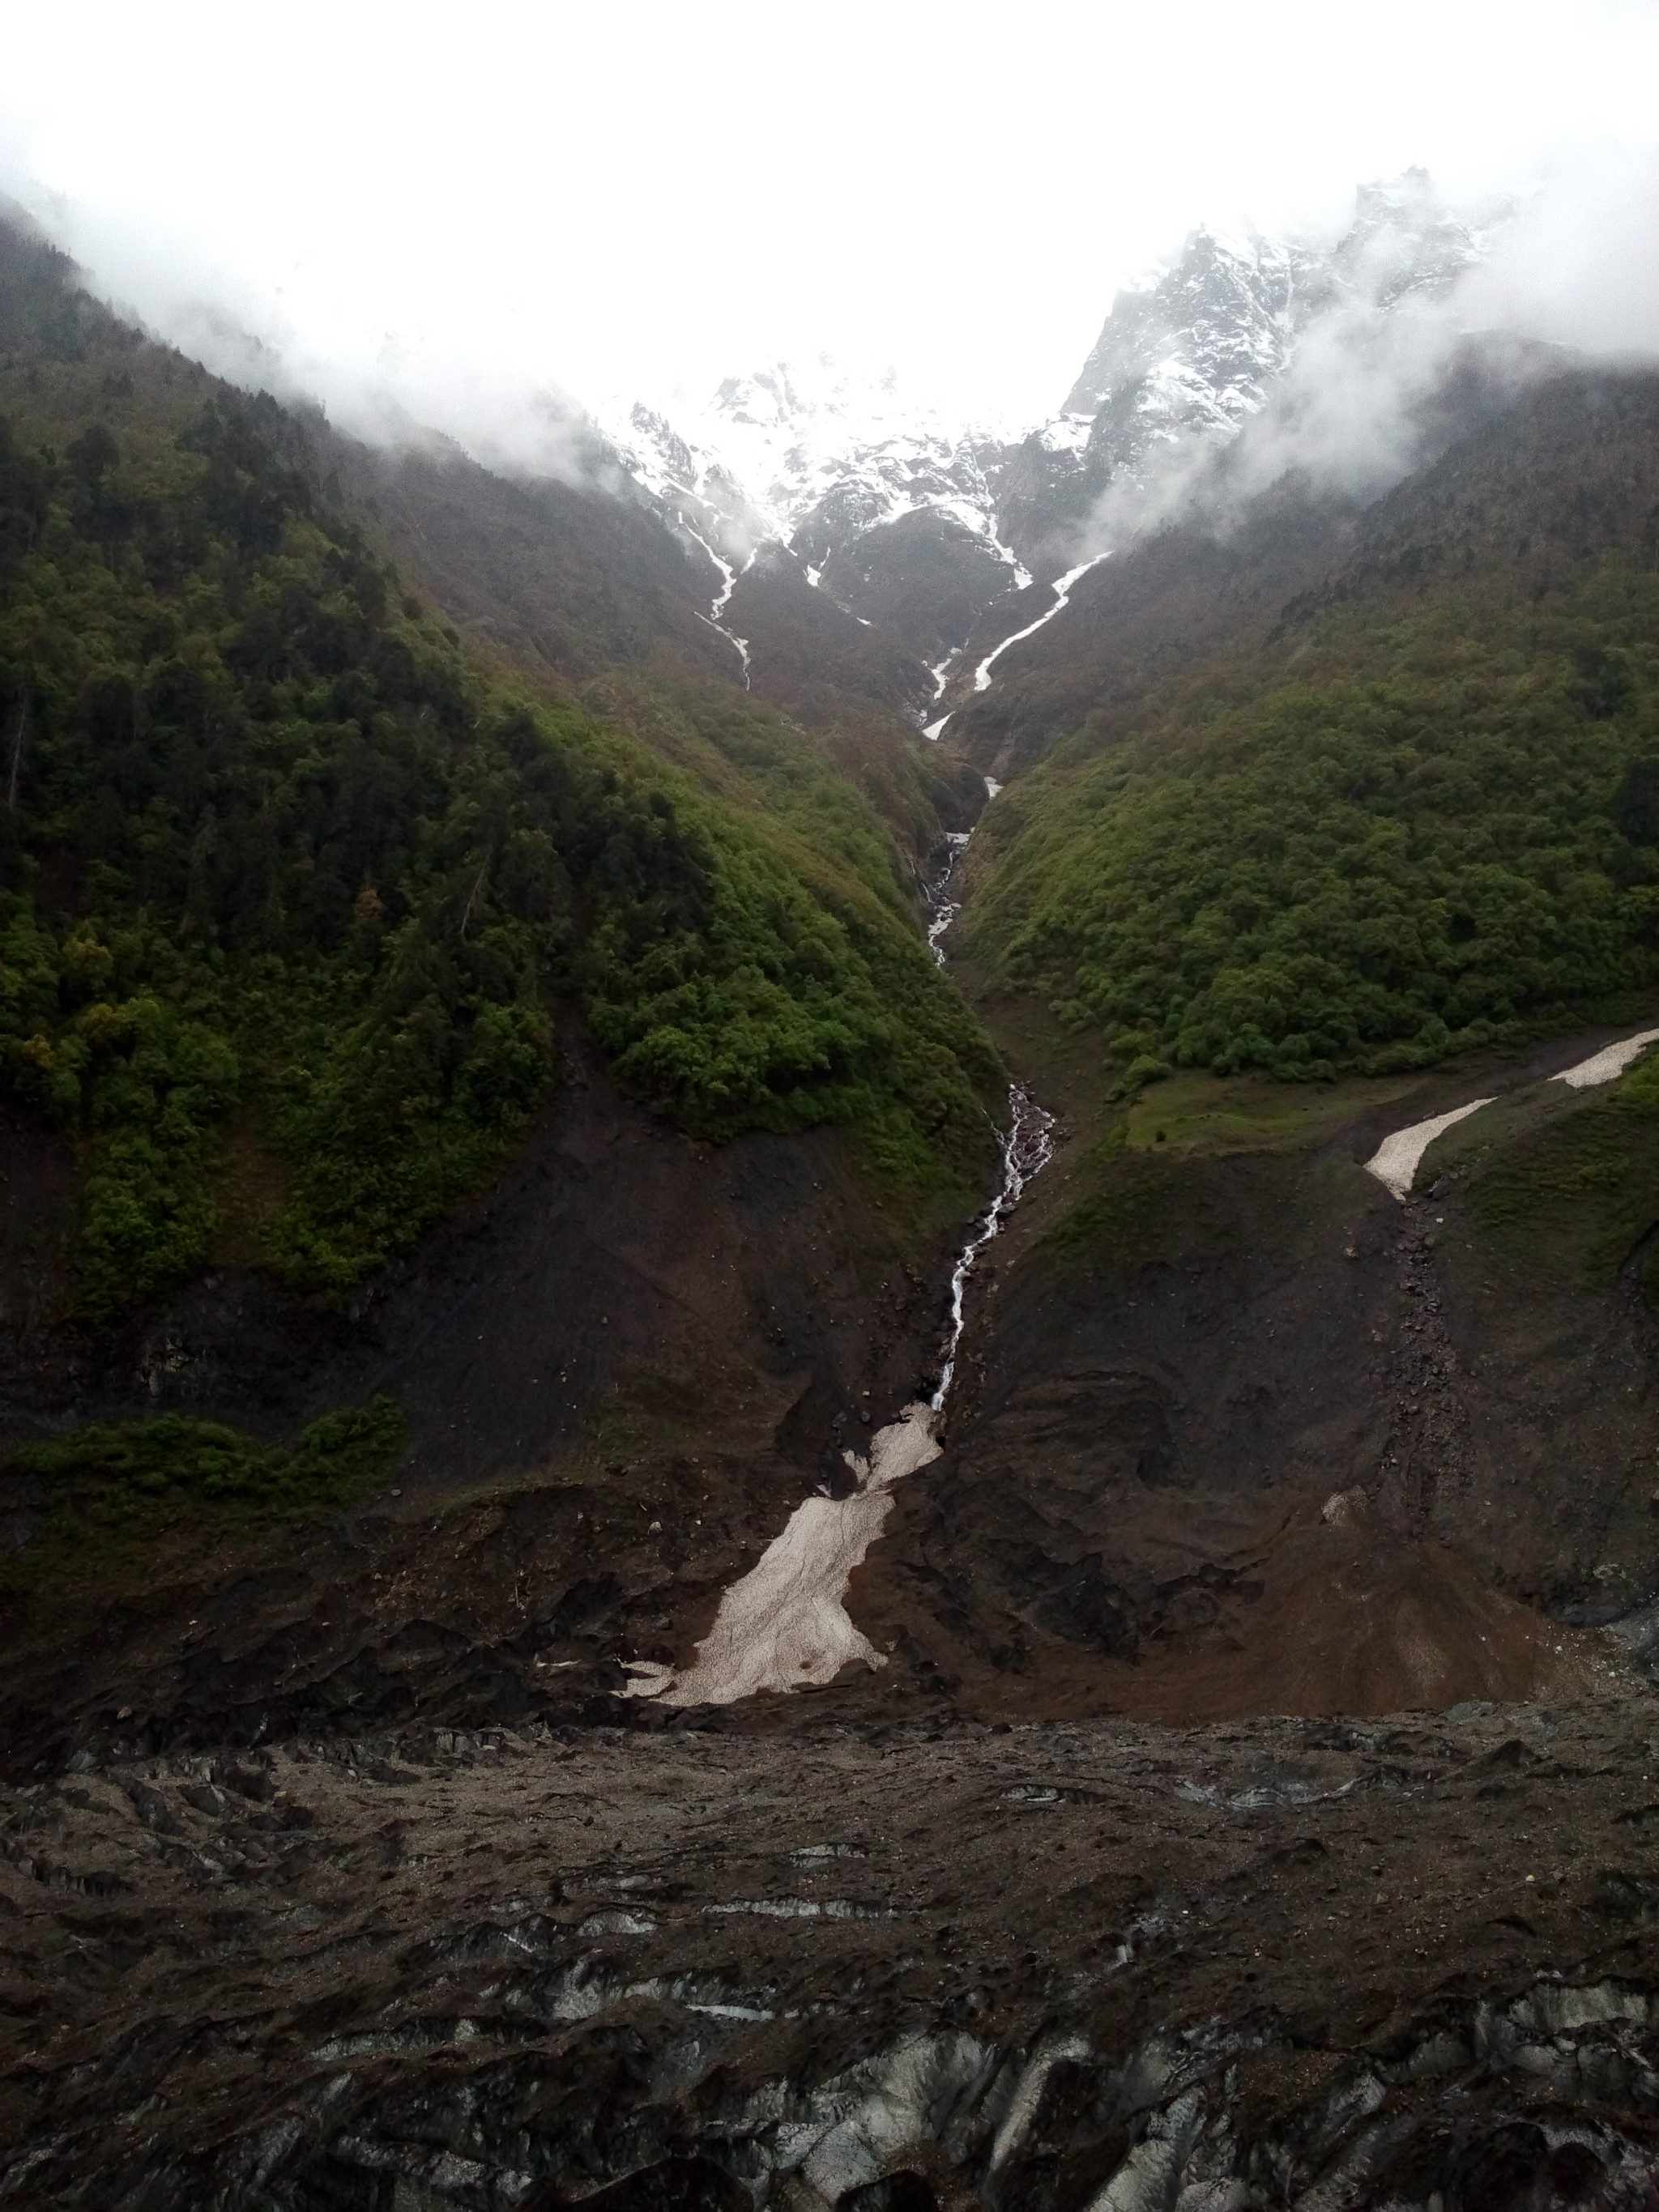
[624,802,1055,1707]
[930,1085,1056,1409]
[925,831,970,961]
[924,552,1110,739]
[677,509,754,686]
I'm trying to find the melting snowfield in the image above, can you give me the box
[923,649,961,741]
[627,1089,1056,1707]
[925,554,1110,739]
[1553,1027,1659,1089]
[1363,1099,1495,1201]
[971,554,1110,692]
[1363,1023,1658,1200]
[925,833,970,965]
[621,1405,942,1707]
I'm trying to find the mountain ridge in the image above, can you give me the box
[591,170,1508,691]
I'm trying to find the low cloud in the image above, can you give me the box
[6,135,1657,537]
[0,175,608,489]
[1077,148,1659,556]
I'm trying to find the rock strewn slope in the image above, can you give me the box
[6,1698,1659,2207]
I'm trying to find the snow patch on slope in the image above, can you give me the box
[621,1403,942,1707]
[1552,1029,1659,1090]
[972,556,1111,693]
[595,358,1026,587]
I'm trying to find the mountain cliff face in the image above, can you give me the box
[608,363,1012,575]
[1062,169,1488,454]
[598,362,1028,676]
[593,174,1499,698]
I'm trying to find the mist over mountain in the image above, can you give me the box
[582,168,1640,713]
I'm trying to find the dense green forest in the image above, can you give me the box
[0,224,997,1319]
[963,377,1659,1087]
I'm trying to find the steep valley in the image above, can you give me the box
[3,191,1659,2209]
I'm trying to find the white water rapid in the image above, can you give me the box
[625,807,1055,1708]
[925,832,970,963]
[929,1085,1056,1409]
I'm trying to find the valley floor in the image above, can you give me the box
[6,1692,1659,2206]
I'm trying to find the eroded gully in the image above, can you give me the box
[677,508,754,687]
[624,810,1055,1708]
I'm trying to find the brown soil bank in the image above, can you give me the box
[806,1013,1659,1733]
[9,1014,1658,1758]
[0,1041,970,1771]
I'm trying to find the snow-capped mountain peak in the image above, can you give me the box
[587,172,1503,689]
[595,356,1030,603]
[1334,165,1495,309]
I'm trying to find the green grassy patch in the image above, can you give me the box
[1464,1048,1659,1298]
[1042,1143,1201,1270]
[1120,1066,1424,1158]
[0,1397,407,1612]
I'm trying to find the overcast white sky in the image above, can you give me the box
[5,0,1659,441]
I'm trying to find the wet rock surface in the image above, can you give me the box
[7,1698,1659,2206]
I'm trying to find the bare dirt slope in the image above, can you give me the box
[0,1034,968,1770]
[6,1016,1659,2209]
[9,1015,1658,1763]
[808,1008,1659,1734]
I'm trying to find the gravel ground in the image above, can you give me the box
[7,1690,1659,2206]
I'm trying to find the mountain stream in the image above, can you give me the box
[678,510,753,686]
[924,552,1110,739]
[625,812,1055,1707]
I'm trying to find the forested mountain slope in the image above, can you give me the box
[323,426,974,867]
[0,219,997,1336]
[9,181,1659,2212]
[960,368,1659,1085]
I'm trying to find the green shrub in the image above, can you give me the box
[1,1398,408,1598]
[1466,1044,1659,1289]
